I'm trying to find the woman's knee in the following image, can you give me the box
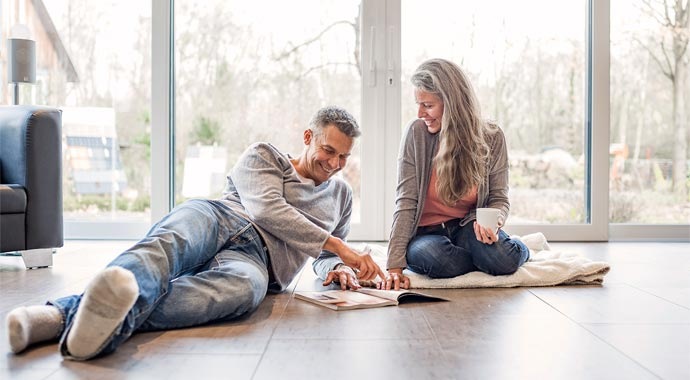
[487,258,521,276]
[480,239,529,275]
[407,235,445,264]
[406,235,466,278]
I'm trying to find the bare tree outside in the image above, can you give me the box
[611,0,689,222]
[638,0,688,200]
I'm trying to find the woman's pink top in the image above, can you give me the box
[419,165,478,227]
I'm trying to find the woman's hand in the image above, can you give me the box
[473,221,499,245]
[378,268,410,290]
[323,264,360,290]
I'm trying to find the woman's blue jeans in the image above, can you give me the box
[50,199,270,359]
[407,220,529,278]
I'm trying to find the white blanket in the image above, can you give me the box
[367,233,610,289]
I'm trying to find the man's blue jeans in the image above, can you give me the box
[50,199,269,358]
[406,220,529,278]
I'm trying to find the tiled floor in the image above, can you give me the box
[1,240,688,379]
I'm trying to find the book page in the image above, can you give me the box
[357,288,408,301]
[357,288,449,303]
[324,290,396,308]
[295,290,397,310]
[305,292,343,304]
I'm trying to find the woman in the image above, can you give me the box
[383,58,529,290]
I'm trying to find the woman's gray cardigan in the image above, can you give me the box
[386,119,511,270]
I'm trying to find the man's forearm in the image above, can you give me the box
[322,236,346,255]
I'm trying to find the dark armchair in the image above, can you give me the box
[0,105,63,268]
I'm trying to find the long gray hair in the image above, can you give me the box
[411,58,493,205]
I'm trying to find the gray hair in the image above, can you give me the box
[411,58,490,205]
[309,106,361,138]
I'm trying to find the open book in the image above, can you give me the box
[294,288,448,311]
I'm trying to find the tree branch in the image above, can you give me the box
[294,62,359,81]
[661,39,677,78]
[635,36,675,80]
[275,20,356,60]
[641,0,671,26]
[663,0,673,25]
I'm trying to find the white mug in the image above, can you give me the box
[476,208,500,231]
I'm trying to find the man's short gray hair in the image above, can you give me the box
[309,106,361,138]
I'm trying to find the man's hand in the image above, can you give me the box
[379,268,410,290]
[323,265,360,290]
[323,237,386,281]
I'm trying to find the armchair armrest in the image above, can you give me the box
[0,106,63,250]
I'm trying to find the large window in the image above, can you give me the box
[10,0,685,241]
[610,0,690,225]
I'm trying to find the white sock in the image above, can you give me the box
[6,305,62,354]
[65,266,139,359]
[513,232,550,253]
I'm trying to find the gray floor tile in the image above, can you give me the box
[586,323,690,380]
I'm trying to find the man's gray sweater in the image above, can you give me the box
[222,142,349,291]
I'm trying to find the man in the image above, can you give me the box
[6,106,384,360]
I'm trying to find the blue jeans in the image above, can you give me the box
[50,199,269,358]
[407,220,529,278]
